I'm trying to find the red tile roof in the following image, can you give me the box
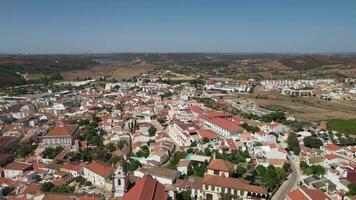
[4,162,32,171]
[287,188,332,200]
[324,144,341,152]
[46,124,78,137]
[207,159,234,172]
[85,160,113,178]
[122,175,168,200]
[203,174,267,194]
[210,118,242,133]
[198,129,219,139]
[287,188,309,200]
[226,138,237,151]
[325,154,337,160]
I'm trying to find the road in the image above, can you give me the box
[271,155,300,200]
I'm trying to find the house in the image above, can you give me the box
[202,116,242,138]
[168,121,199,147]
[134,166,179,185]
[175,176,203,199]
[198,129,220,143]
[322,144,342,154]
[177,159,191,175]
[146,150,169,166]
[122,175,168,200]
[4,162,32,179]
[42,122,80,146]
[83,160,113,187]
[287,188,332,200]
[206,159,234,177]
[60,162,84,177]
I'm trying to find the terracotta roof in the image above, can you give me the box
[303,188,332,200]
[198,129,219,139]
[122,175,168,200]
[287,188,309,200]
[85,160,113,178]
[324,144,341,152]
[43,193,100,200]
[141,166,179,180]
[203,174,268,194]
[325,154,337,160]
[4,162,32,171]
[61,162,83,172]
[267,159,286,166]
[207,159,234,172]
[22,183,41,194]
[210,118,242,133]
[46,124,78,137]
[226,138,237,150]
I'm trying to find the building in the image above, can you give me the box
[83,160,113,187]
[4,162,32,179]
[167,121,199,147]
[202,117,242,138]
[202,175,269,200]
[113,165,128,198]
[134,166,179,185]
[42,122,80,146]
[122,175,168,200]
[206,159,234,177]
[201,159,269,200]
[287,188,332,200]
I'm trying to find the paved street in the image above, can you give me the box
[271,156,300,200]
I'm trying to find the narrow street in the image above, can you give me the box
[271,156,300,200]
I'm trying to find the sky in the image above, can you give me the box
[0,0,356,54]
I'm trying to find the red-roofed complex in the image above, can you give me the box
[41,122,80,146]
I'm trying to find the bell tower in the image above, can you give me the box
[113,164,128,197]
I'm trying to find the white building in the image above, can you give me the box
[4,162,32,179]
[83,160,113,187]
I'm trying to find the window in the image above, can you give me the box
[117,179,121,186]
[214,170,219,175]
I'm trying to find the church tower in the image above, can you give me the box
[113,164,128,197]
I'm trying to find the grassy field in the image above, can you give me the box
[327,119,356,135]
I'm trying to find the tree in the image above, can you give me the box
[108,156,121,165]
[117,140,127,150]
[241,123,260,133]
[347,183,356,196]
[41,182,54,192]
[50,185,75,193]
[236,165,247,177]
[136,145,150,158]
[202,137,210,144]
[262,165,279,191]
[148,126,157,137]
[287,132,300,155]
[300,161,308,170]
[303,136,323,149]
[17,142,36,158]
[190,141,197,147]
[275,167,287,180]
[176,190,191,200]
[43,146,63,159]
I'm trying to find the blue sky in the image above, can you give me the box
[0,0,356,53]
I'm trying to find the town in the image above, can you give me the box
[0,71,355,200]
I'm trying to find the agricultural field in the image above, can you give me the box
[243,90,356,121]
[327,119,356,135]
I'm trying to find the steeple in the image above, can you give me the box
[113,164,128,197]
